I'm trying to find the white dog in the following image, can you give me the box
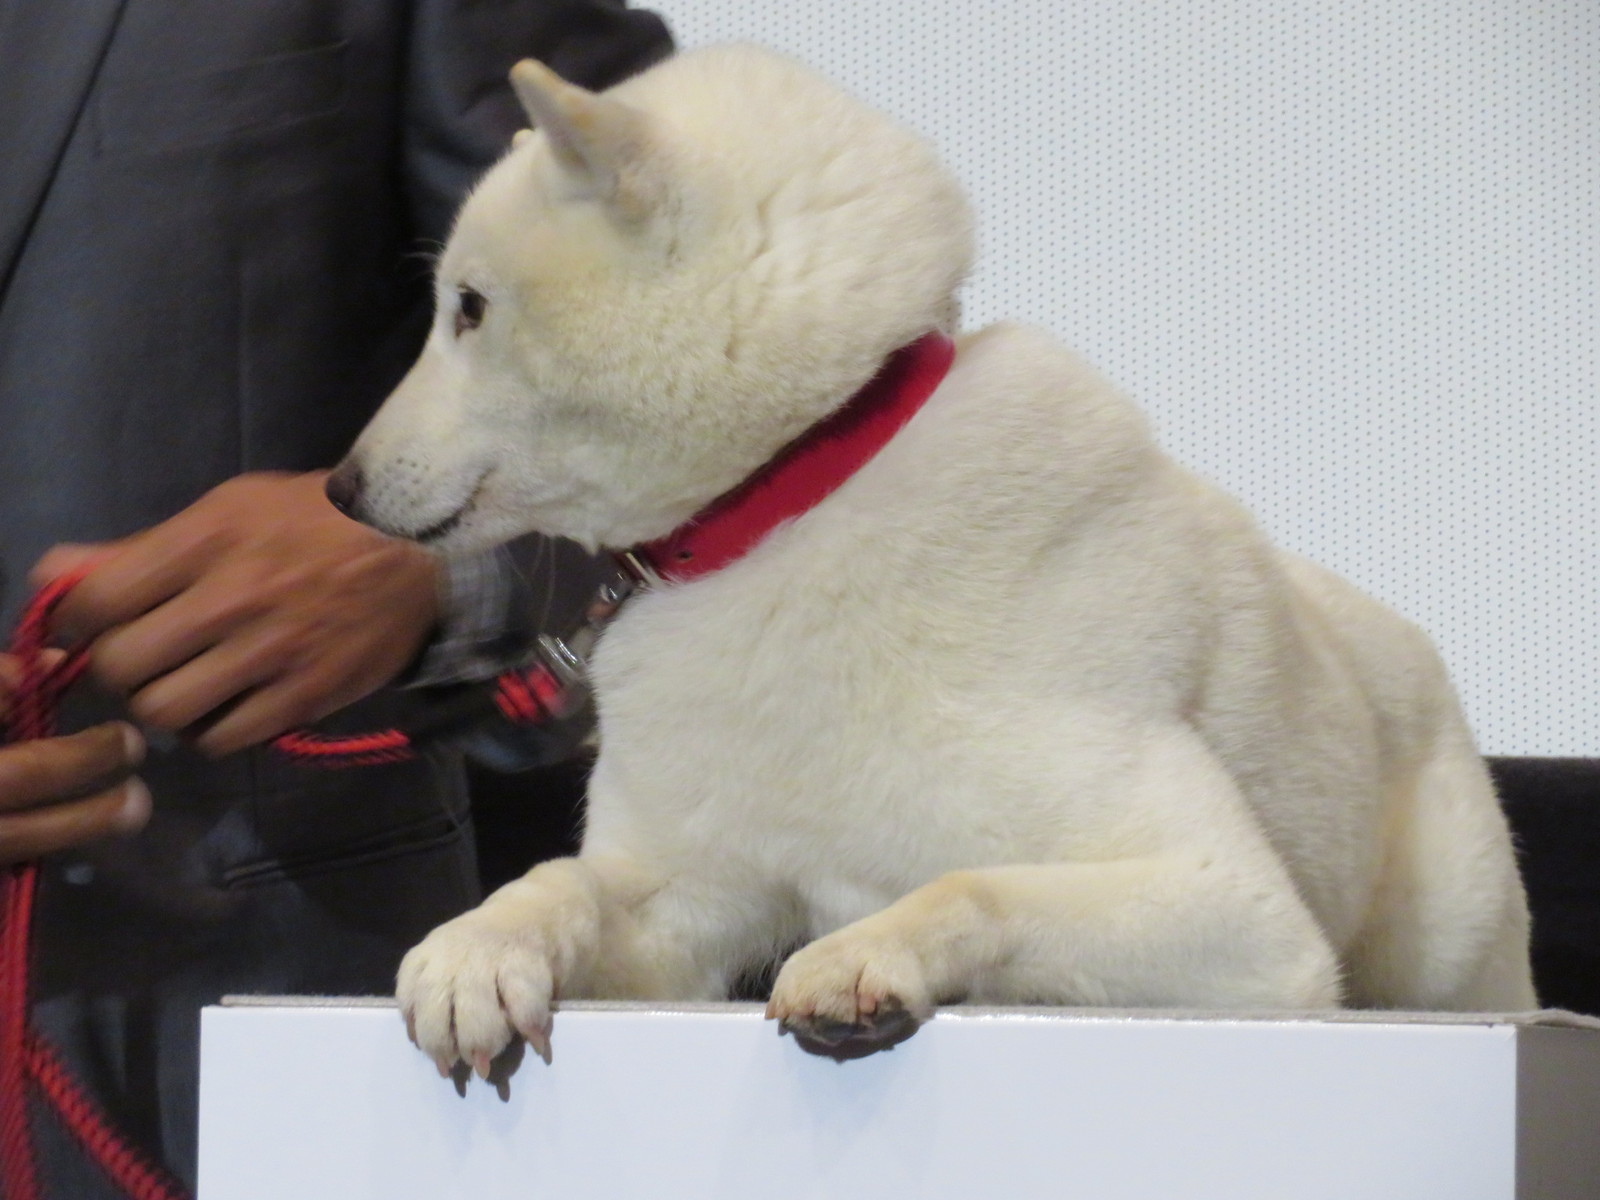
[332,44,1535,1074]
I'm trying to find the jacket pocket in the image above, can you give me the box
[94,41,348,157]
[221,810,469,890]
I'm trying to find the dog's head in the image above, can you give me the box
[331,45,974,552]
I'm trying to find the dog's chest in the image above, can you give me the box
[586,565,1021,886]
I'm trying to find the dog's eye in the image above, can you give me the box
[454,287,488,336]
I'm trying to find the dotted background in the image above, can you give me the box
[658,0,1599,755]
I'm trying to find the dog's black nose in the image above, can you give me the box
[325,461,365,516]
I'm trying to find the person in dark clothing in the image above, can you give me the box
[0,1,670,1193]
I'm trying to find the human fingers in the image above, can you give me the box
[36,529,210,644]
[119,602,400,755]
[68,473,435,717]
[32,473,312,644]
[0,656,17,713]
[101,557,432,751]
[28,542,115,592]
[0,723,151,862]
[123,617,295,740]
[0,722,146,812]
[187,662,365,758]
[178,567,438,756]
[86,561,281,699]
[0,778,151,864]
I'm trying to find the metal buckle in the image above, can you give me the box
[533,633,586,690]
[533,555,652,689]
[614,549,662,590]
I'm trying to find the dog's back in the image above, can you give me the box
[590,313,1534,1012]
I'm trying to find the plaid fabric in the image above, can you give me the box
[402,536,609,770]
[410,543,543,686]
[410,534,612,684]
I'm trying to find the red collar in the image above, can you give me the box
[628,332,956,585]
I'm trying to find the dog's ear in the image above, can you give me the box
[510,60,659,219]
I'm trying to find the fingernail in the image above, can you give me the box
[118,723,147,766]
[114,779,152,833]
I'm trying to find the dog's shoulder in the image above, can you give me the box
[899,322,1160,500]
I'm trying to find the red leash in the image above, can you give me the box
[267,665,572,768]
[1,574,189,1200]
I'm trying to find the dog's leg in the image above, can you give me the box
[768,855,1339,1057]
[1344,735,1537,1010]
[399,853,787,1076]
[769,728,1343,1059]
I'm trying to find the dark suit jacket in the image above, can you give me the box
[0,1,669,1192]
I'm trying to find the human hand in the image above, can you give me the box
[0,656,149,864]
[30,472,441,756]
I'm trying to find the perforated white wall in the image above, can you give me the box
[659,0,1599,755]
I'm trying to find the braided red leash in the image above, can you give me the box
[2,575,189,1200]
[0,859,42,1200]
[269,726,416,766]
[264,666,566,767]
[23,1035,189,1200]
[263,639,574,768]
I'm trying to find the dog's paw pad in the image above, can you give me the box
[779,999,921,1061]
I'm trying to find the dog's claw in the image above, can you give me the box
[472,1052,493,1080]
[523,1021,553,1065]
[778,999,921,1061]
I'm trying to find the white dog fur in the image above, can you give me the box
[337,44,1535,1074]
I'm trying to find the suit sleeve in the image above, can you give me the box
[402,0,673,245]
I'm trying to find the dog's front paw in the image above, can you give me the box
[397,904,557,1080]
[766,929,932,1060]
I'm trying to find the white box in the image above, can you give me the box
[198,1000,1600,1200]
